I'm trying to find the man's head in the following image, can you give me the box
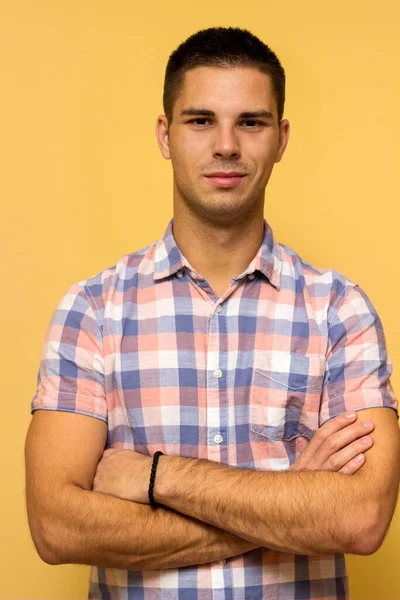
[156,27,290,226]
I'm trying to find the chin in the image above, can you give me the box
[191,199,255,226]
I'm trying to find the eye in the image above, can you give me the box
[242,120,264,127]
[187,118,210,126]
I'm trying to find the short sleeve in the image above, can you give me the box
[31,283,107,422]
[320,284,398,426]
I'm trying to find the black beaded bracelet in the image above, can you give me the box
[148,451,164,508]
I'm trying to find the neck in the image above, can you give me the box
[172,208,265,288]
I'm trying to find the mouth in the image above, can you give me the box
[204,172,246,188]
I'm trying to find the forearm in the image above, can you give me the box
[35,484,259,570]
[154,456,376,556]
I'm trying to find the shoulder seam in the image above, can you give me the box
[329,283,358,329]
[78,283,104,338]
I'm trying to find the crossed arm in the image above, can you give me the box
[25,410,258,570]
[25,407,400,570]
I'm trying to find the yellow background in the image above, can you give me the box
[1,0,399,598]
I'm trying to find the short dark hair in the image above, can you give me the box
[163,27,286,125]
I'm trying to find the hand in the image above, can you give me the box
[289,412,375,474]
[92,448,153,504]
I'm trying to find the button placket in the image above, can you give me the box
[206,303,228,462]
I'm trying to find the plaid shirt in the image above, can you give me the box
[32,218,398,600]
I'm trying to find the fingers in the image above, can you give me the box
[328,434,374,474]
[314,413,375,466]
[306,412,358,455]
[290,412,376,473]
[338,453,365,474]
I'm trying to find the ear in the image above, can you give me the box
[155,115,171,160]
[275,119,290,163]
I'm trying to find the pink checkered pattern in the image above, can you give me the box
[32,219,398,599]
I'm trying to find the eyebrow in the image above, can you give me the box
[180,108,274,119]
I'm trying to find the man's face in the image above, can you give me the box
[156,66,290,224]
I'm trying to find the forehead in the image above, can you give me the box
[175,66,276,116]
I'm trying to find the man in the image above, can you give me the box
[25,27,399,600]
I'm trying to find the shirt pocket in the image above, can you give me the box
[250,350,325,442]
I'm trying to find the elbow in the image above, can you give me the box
[361,504,396,555]
[345,504,385,556]
[37,543,62,566]
[349,533,382,556]
[347,536,380,556]
[28,512,66,565]
[26,483,86,566]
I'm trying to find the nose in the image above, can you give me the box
[212,124,240,159]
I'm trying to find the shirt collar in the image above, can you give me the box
[153,218,282,290]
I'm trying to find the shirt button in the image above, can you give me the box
[190,270,197,279]
[214,433,223,444]
[176,271,183,278]
[218,559,226,566]
[248,273,255,280]
[213,369,222,379]
[215,305,222,314]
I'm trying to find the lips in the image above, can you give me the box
[206,172,245,177]
[205,172,246,188]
